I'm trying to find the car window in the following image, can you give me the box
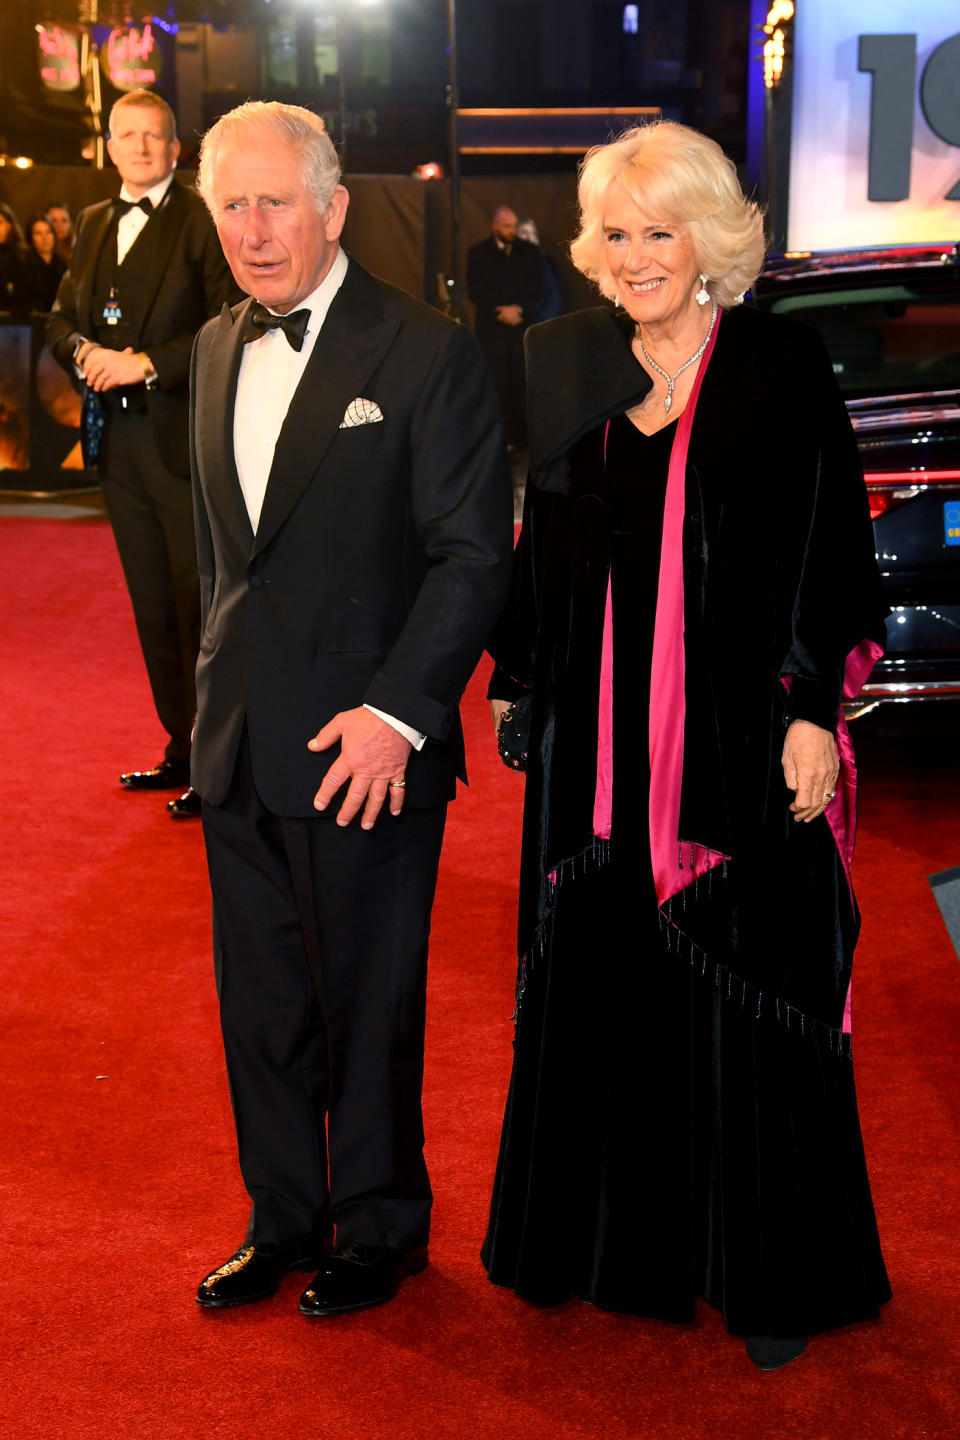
[768,286,960,398]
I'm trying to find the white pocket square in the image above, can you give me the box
[339,397,383,428]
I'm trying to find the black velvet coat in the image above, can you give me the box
[491,302,888,1049]
[483,303,892,1333]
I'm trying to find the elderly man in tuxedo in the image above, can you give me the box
[190,102,512,1316]
[48,90,236,816]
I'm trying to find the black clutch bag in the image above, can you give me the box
[496,694,532,772]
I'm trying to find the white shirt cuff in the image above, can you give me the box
[363,704,426,751]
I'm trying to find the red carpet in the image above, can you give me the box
[1,514,959,1439]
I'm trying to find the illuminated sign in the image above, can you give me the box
[789,1,960,251]
[858,34,960,201]
[36,24,81,91]
[762,2,794,90]
[103,24,161,91]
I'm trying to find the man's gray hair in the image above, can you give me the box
[196,102,341,216]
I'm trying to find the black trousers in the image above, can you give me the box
[476,322,528,449]
[98,408,199,763]
[201,736,447,1253]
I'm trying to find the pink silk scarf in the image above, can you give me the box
[592,309,723,910]
[787,636,884,1034]
[590,308,882,1038]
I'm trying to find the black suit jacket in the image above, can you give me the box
[189,258,514,815]
[47,178,236,477]
[466,235,543,342]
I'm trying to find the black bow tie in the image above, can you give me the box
[113,196,154,216]
[240,302,311,352]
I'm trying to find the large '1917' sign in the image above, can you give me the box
[859,33,960,200]
[788,0,959,253]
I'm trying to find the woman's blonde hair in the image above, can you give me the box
[570,121,765,310]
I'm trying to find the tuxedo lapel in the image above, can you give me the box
[196,301,255,546]
[131,182,189,338]
[252,262,400,558]
[76,201,117,333]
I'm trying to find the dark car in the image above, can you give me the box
[752,243,960,723]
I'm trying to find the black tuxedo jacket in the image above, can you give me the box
[189,258,514,815]
[47,178,236,477]
[466,235,543,340]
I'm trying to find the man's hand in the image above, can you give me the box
[782,718,839,822]
[495,304,524,327]
[81,345,147,392]
[309,707,412,829]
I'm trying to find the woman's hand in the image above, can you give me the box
[782,719,840,822]
[490,698,513,736]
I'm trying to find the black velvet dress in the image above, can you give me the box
[482,410,891,1337]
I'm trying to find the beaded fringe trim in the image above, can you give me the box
[513,837,613,1017]
[513,838,851,1059]
[660,883,851,1059]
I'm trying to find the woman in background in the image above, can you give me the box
[0,203,30,314]
[26,213,66,312]
[482,122,890,1370]
[46,202,74,267]
[516,217,563,322]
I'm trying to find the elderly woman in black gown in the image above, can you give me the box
[482,122,890,1370]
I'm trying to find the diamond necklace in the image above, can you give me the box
[635,300,718,413]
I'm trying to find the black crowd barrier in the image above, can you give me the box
[0,313,85,492]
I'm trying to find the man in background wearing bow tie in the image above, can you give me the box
[189,101,512,1317]
[48,89,236,817]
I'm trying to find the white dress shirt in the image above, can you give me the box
[234,246,348,530]
[116,174,175,264]
[233,248,424,751]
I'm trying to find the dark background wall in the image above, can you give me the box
[0,0,756,493]
[0,165,597,315]
[0,0,754,172]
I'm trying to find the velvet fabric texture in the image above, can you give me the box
[482,305,891,1336]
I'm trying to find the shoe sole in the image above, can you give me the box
[196,1286,280,1309]
[119,776,190,790]
[299,1253,429,1318]
[120,783,188,791]
[197,1259,320,1309]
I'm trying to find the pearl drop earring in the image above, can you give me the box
[695,275,710,306]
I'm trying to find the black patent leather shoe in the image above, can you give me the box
[299,1243,428,1317]
[197,1241,324,1309]
[167,786,202,818]
[745,1335,808,1370]
[119,759,190,790]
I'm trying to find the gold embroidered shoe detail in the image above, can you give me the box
[202,1245,256,1290]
